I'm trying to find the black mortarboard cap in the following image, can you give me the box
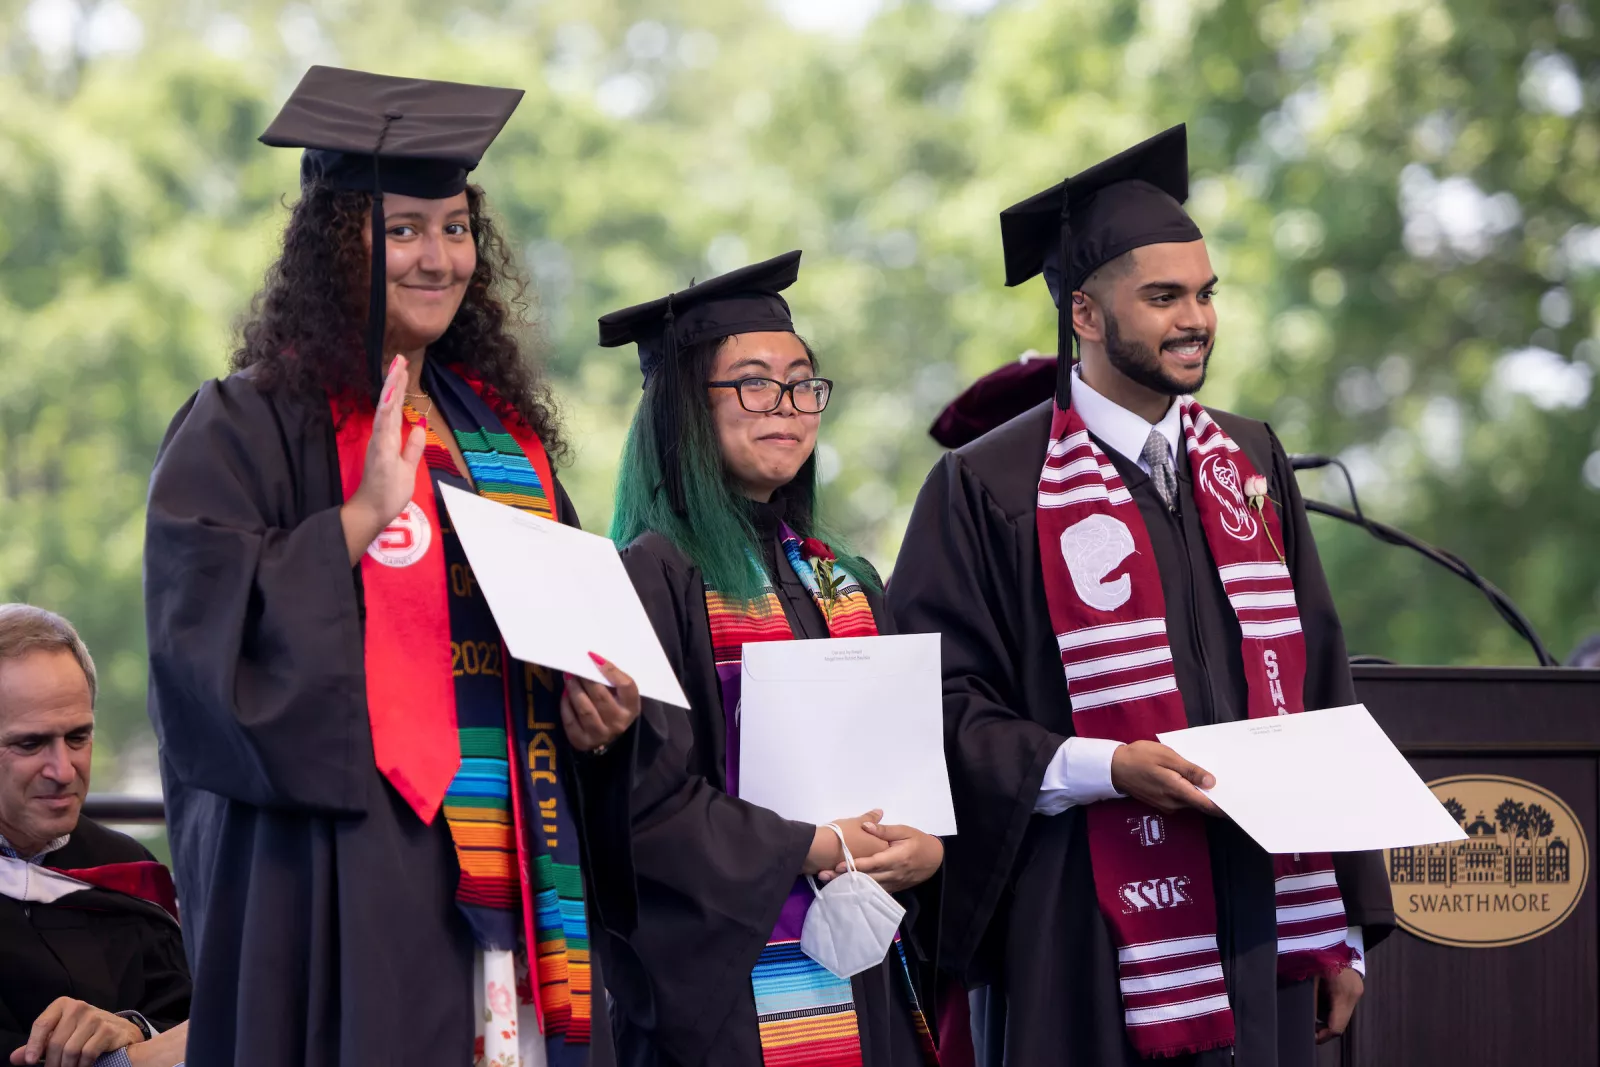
[598,251,801,382]
[260,66,524,398]
[998,124,1201,405]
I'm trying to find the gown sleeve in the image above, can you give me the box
[133,912,193,1033]
[1269,426,1396,947]
[608,537,817,1063]
[547,476,642,938]
[887,451,1067,977]
[144,377,371,816]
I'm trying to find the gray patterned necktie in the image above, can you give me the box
[1141,428,1178,510]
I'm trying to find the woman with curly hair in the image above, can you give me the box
[593,251,945,1067]
[143,68,633,1067]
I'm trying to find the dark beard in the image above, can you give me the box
[1104,313,1211,396]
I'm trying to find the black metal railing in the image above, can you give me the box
[83,794,166,823]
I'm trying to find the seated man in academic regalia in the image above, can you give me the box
[0,605,189,1067]
[890,126,1394,1067]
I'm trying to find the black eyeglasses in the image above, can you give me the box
[706,376,834,413]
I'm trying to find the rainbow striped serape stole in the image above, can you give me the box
[531,852,593,1042]
[445,726,519,908]
[752,940,864,1067]
[705,527,941,1066]
[405,381,593,1049]
[705,581,867,1066]
[450,413,593,1046]
[454,423,555,515]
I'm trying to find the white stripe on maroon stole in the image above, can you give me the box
[1057,614,1177,706]
[1120,964,1225,994]
[1115,934,1231,1029]
[1276,871,1339,893]
[1040,456,1119,483]
[1187,409,1239,454]
[1125,994,1234,1027]
[1039,483,1134,508]
[1117,934,1221,964]
[1062,645,1175,682]
[1217,562,1290,582]
[1058,618,1168,650]
[1274,870,1348,955]
[1227,590,1298,610]
[1040,427,1135,508]
[1047,429,1091,457]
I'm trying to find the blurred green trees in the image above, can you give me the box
[2,0,1596,789]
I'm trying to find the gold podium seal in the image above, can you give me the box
[1385,774,1589,948]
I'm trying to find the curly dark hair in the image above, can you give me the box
[232,181,565,458]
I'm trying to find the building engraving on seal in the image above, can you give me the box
[1385,774,1589,948]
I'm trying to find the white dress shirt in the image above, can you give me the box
[1031,368,1367,972]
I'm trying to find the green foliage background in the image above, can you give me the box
[2,0,1597,795]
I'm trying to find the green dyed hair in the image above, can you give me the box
[609,334,878,603]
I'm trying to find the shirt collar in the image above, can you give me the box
[1069,364,1182,471]
[0,832,70,865]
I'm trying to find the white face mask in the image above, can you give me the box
[800,823,906,979]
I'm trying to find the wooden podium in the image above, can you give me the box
[1316,665,1600,1067]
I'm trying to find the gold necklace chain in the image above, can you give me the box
[403,391,434,419]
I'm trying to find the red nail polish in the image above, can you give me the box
[420,416,429,430]
[588,652,606,667]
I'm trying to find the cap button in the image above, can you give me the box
[384,110,404,120]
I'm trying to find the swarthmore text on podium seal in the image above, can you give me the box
[1385,774,1590,948]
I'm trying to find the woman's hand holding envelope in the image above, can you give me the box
[560,653,640,752]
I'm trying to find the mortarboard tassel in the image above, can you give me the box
[366,111,401,401]
[1055,191,1074,409]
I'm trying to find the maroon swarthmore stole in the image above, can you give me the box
[1034,394,1353,1058]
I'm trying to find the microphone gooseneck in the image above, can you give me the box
[1292,457,1556,667]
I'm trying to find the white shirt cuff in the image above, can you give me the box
[1034,737,1125,814]
[1346,925,1366,976]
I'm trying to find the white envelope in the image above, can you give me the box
[437,484,690,709]
[739,632,957,836]
[1158,704,1467,854]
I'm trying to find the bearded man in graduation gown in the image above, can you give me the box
[889,125,1394,1067]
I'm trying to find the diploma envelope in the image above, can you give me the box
[438,484,690,709]
[739,632,957,836]
[1158,704,1467,854]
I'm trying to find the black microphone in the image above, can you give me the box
[1292,458,1556,667]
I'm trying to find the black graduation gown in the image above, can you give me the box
[0,819,190,1050]
[596,502,930,1067]
[143,372,619,1067]
[888,401,1395,1067]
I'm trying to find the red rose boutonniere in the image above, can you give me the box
[800,537,844,617]
[801,537,835,562]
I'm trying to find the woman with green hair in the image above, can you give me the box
[590,251,945,1066]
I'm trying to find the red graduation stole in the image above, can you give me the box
[330,387,558,825]
[1034,396,1351,1058]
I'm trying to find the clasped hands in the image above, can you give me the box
[803,809,944,894]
